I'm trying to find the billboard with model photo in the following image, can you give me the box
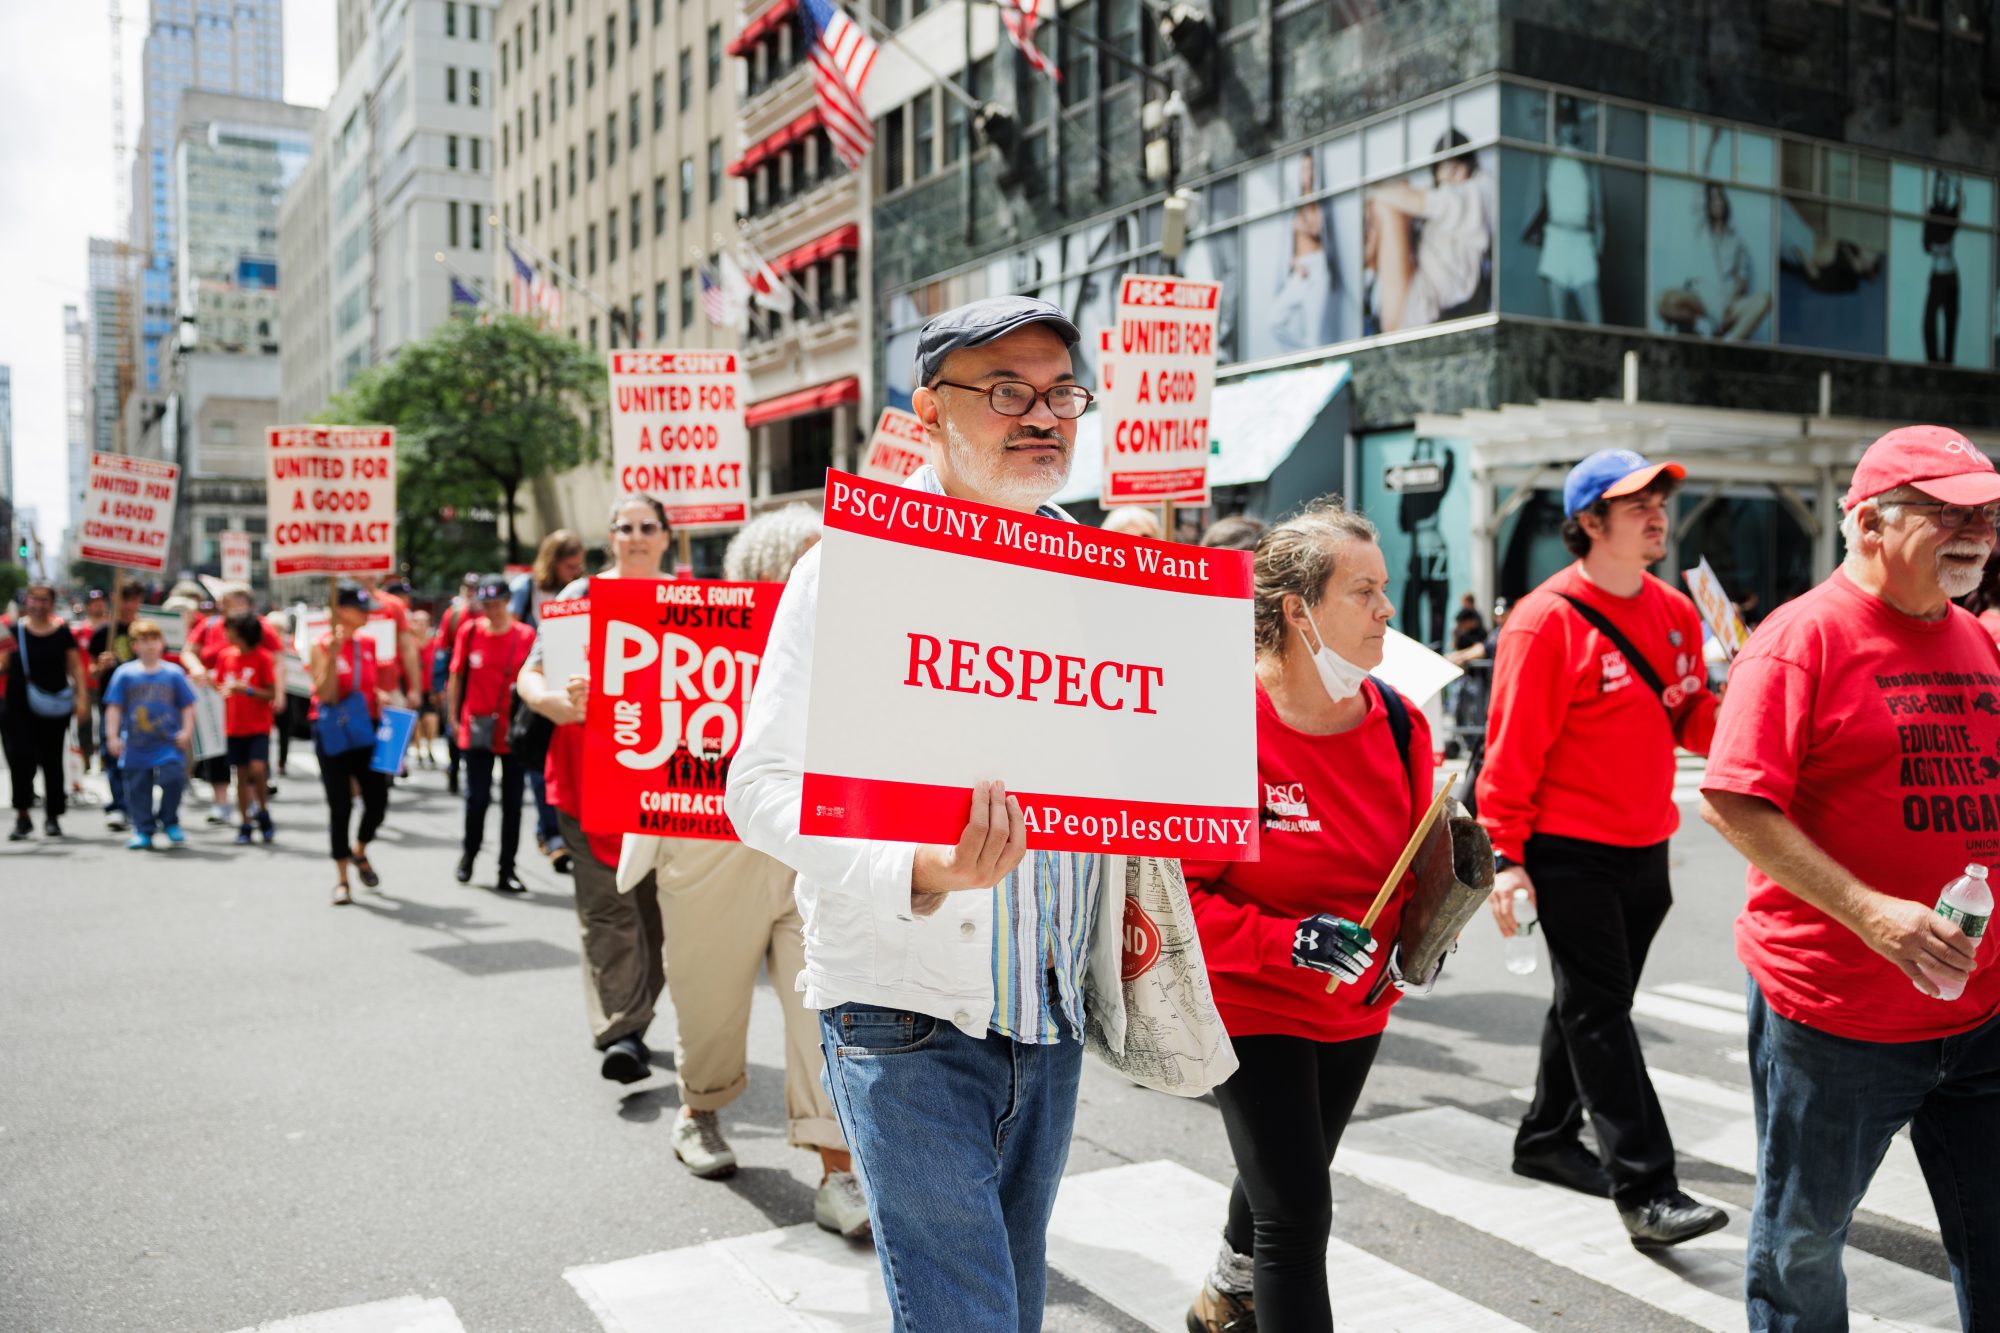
[1649,176,1773,343]
[1498,129,1647,326]
[1362,133,1496,335]
[1241,150,1362,361]
[1887,170,1993,368]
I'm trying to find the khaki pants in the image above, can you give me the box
[563,811,664,1049]
[656,837,844,1152]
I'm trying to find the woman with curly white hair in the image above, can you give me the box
[631,504,871,1237]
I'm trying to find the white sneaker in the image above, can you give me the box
[671,1110,738,1179]
[813,1171,871,1239]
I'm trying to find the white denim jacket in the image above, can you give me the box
[724,476,1129,1047]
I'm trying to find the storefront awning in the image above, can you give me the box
[773,223,861,274]
[727,107,821,177]
[1054,361,1350,506]
[726,0,795,57]
[745,375,861,428]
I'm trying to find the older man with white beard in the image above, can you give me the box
[728,296,1126,1331]
[1700,425,2000,1332]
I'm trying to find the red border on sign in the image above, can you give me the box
[820,470,1250,599]
[800,773,1259,860]
[1104,467,1209,504]
[272,554,395,577]
[666,502,749,526]
[79,543,166,573]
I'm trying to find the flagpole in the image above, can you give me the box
[847,3,981,111]
[488,214,619,321]
[432,252,494,308]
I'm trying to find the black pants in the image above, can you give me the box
[1924,270,1960,364]
[3,713,68,817]
[462,746,525,872]
[316,744,388,862]
[1516,832,1678,1208]
[1213,1032,1383,1333]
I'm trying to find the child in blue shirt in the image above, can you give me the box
[103,620,197,849]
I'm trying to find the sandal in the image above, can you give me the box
[352,853,380,889]
[332,881,353,906]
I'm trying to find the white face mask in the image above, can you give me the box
[1297,611,1370,704]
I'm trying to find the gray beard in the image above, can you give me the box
[1938,559,1984,600]
[941,417,1069,511]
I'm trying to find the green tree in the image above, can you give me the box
[325,315,607,571]
[0,561,27,609]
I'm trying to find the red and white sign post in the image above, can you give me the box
[219,530,252,583]
[859,407,930,486]
[264,427,397,578]
[608,351,749,546]
[582,576,783,839]
[1101,276,1219,509]
[801,471,1258,860]
[80,453,179,574]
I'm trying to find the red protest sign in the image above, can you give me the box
[582,576,783,838]
[265,426,397,576]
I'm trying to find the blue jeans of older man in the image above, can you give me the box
[819,1000,1083,1333]
[1745,976,2000,1332]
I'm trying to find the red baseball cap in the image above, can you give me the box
[1843,425,2000,511]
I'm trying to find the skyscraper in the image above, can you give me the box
[64,307,89,557]
[0,365,14,564]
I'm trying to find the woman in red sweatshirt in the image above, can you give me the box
[1183,500,1435,1333]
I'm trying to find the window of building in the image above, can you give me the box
[654,72,666,130]
[681,267,695,327]
[446,2,457,37]
[470,4,481,40]
[609,208,619,261]
[590,316,599,348]
[630,0,641,44]
[912,94,934,179]
[518,107,526,150]
[567,56,576,105]
[1062,0,1095,106]
[549,73,557,124]
[654,175,667,233]
[629,93,641,147]
[679,48,692,111]
[608,113,618,165]
[471,138,482,171]
[588,223,598,272]
[882,105,905,192]
[534,179,542,222]
[471,207,483,249]
[630,192,641,248]
[552,2,559,31]
[568,146,577,195]
[532,91,541,137]
[655,281,668,338]
[586,36,596,86]
[568,235,578,273]
[469,70,481,106]
[1105,0,1139,88]
[680,156,694,219]
[708,138,723,201]
[587,130,597,179]
[499,39,508,83]
[448,200,460,247]
[707,24,722,87]
[446,66,458,102]
[449,133,460,169]
[607,16,617,67]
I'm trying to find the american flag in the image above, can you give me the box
[699,266,730,326]
[508,245,563,327]
[1001,0,1060,81]
[796,0,878,169]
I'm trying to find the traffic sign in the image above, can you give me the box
[1382,461,1445,494]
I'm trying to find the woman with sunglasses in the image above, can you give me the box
[517,495,673,1084]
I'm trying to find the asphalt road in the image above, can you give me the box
[0,754,1953,1333]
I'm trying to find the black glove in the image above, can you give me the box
[1292,913,1377,985]
[1387,943,1445,996]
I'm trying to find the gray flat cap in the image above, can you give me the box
[914,295,1080,388]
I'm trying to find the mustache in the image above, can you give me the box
[1006,428,1066,447]
[1940,541,1992,558]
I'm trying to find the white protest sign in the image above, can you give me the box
[190,684,228,761]
[1683,557,1751,659]
[858,408,929,486]
[536,596,590,684]
[266,426,397,577]
[1102,275,1218,506]
[802,471,1258,860]
[357,616,397,665]
[81,453,179,573]
[219,530,251,583]
[292,605,331,660]
[1375,628,1465,711]
[608,350,748,530]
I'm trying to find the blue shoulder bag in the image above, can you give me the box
[316,640,377,756]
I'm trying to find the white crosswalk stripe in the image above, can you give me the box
[566,1224,890,1330]
[222,1295,467,1333]
[1333,1105,1959,1332]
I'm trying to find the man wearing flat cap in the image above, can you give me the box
[1701,426,2000,1330]
[728,296,1122,1329]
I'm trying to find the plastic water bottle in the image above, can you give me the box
[1505,888,1539,976]
[1918,865,1992,1002]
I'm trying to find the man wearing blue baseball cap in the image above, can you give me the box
[1476,448,1729,1249]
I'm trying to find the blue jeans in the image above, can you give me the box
[123,758,185,838]
[99,732,125,813]
[527,770,562,849]
[1746,976,2000,1331]
[819,1000,1084,1333]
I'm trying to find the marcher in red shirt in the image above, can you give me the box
[182,583,257,827]
[1701,426,2000,1330]
[311,582,388,905]
[1476,449,1726,1251]
[516,496,670,1085]
[1182,502,1435,1333]
[447,577,536,892]
[215,612,277,844]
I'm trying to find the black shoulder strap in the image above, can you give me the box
[1555,592,1671,712]
[1369,674,1415,781]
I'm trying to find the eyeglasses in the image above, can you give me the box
[1901,501,2000,530]
[932,379,1094,420]
[612,521,664,536]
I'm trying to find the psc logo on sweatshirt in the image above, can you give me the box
[1599,650,1633,694]
[1262,780,1322,833]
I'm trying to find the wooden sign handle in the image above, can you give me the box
[1325,780,1454,994]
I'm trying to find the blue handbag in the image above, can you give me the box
[315,642,377,756]
[17,625,77,718]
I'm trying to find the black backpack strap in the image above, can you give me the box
[1369,673,1417,788]
[1555,592,1671,712]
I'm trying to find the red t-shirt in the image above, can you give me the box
[1183,680,1433,1043]
[216,644,276,737]
[1979,609,2000,651]
[1476,564,1718,861]
[451,617,534,752]
[311,632,380,721]
[187,615,228,671]
[1705,570,2000,1042]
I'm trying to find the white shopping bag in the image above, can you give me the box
[191,685,228,762]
